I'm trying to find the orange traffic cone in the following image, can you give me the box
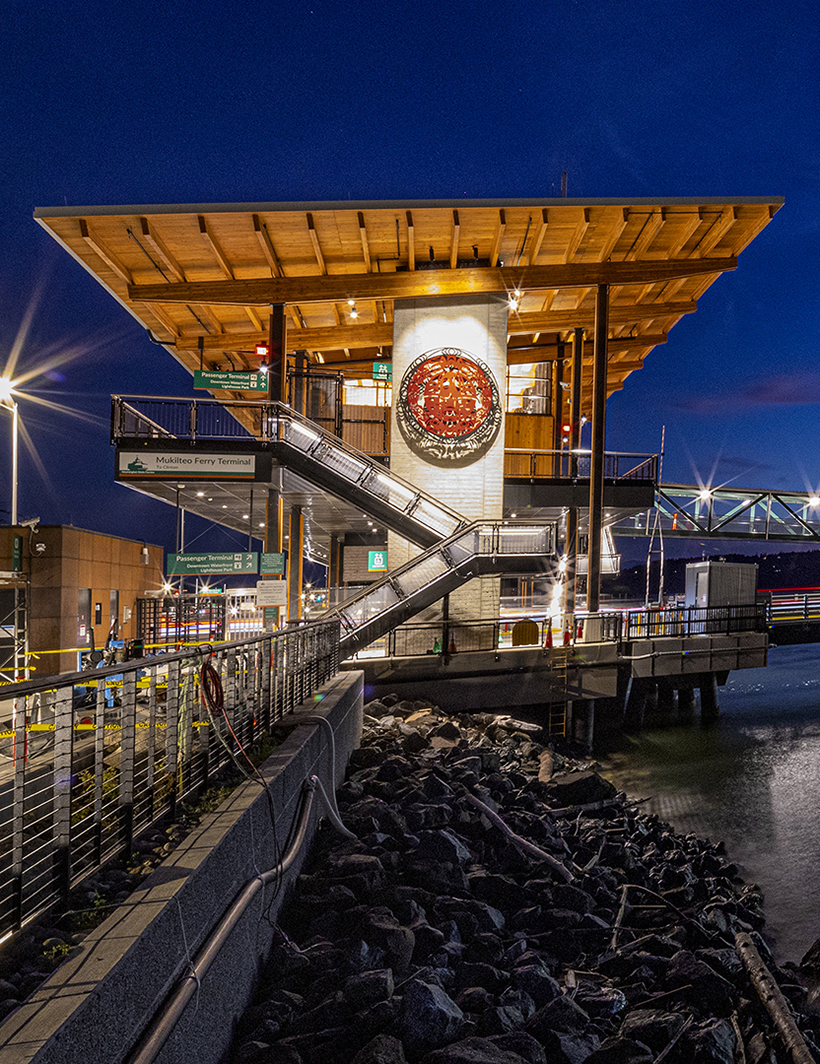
[545,625,553,649]
[563,624,571,646]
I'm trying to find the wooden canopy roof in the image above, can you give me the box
[34,197,782,398]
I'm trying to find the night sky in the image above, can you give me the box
[1,0,818,569]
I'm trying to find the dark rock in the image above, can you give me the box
[573,984,627,1017]
[546,771,617,806]
[475,1005,525,1036]
[510,964,560,1008]
[351,1033,407,1064]
[416,829,473,865]
[399,979,465,1057]
[453,962,508,992]
[363,911,416,977]
[455,986,494,1012]
[583,1035,653,1063]
[551,883,597,913]
[525,993,590,1042]
[619,1008,687,1051]
[682,1018,737,1064]
[482,1033,547,1063]
[418,1034,541,1064]
[663,950,735,1015]
[344,968,395,1007]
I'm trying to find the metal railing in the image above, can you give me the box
[622,603,768,640]
[334,521,558,656]
[504,448,658,482]
[0,619,340,941]
[112,395,466,548]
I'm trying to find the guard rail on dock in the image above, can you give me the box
[0,619,339,942]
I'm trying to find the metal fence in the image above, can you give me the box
[622,603,768,640]
[0,619,340,941]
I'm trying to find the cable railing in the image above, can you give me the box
[0,619,340,942]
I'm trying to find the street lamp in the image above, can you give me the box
[0,377,18,525]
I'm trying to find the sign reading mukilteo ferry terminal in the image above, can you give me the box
[395,347,501,461]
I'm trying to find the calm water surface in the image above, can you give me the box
[597,643,820,965]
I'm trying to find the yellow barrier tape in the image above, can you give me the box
[0,720,212,738]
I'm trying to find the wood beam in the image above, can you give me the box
[490,209,506,267]
[139,218,186,282]
[147,303,180,339]
[664,209,701,258]
[449,209,460,269]
[128,258,734,306]
[198,215,234,278]
[253,214,281,276]
[306,213,327,274]
[565,208,591,262]
[693,207,737,257]
[358,212,371,272]
[598,209,630,261]
[79,219,132,285]
[191,304,224,335]
[528,208,549,266]
[625,210,663,260]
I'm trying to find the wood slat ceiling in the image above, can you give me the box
[35,197,782,403]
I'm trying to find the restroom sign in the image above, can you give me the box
[368,550,388,572]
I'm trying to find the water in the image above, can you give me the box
[597,643,820,965]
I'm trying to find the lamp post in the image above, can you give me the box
[0,377,18,525]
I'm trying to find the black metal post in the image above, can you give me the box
[268,304,286,404]
[587,285,609,614]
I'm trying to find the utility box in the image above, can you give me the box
[685,561,758,608]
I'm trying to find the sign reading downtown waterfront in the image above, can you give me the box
[118,453,256,479]
[167,552,258,575]
[193,370,269,392]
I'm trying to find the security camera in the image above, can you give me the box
[20,516,40,530]
[34,542,46,554]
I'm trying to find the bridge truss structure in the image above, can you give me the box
[611,483,820,544]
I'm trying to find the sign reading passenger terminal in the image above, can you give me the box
[118,452,256,479]
[168,552,258,575]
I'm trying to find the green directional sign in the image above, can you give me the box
[368,550,388,572]
[260,552,286,575]
[12,535,22,573]
[167,552,258,575]
[194,370,269,392]
[372,362,392,382]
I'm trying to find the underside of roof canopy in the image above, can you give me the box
[34,196,783,404]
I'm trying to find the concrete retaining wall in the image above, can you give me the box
[0,670,363,1064]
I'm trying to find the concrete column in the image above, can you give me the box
[389,294,508,622]
[287,506,303,622]
[678,685,696,720]
[699,674,720,723]
[587,285,609,614]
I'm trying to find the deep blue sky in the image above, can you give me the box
[1,0,818,566]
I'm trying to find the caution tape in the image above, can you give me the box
[0,720,212,739]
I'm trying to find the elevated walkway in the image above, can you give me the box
[612,483,820,543]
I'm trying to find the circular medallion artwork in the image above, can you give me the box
[396,347,501,460]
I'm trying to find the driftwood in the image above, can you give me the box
[654,1014,693,1064]
[735,931,815,1064]
[610,884,630,950]
[465,790,575,882]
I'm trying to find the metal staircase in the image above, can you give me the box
[331,520,558,657]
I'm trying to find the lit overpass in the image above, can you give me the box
[610,483,820,543]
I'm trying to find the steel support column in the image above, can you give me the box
[268,303,287,403]
[565,327,584,615]
[587,286,609,614]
